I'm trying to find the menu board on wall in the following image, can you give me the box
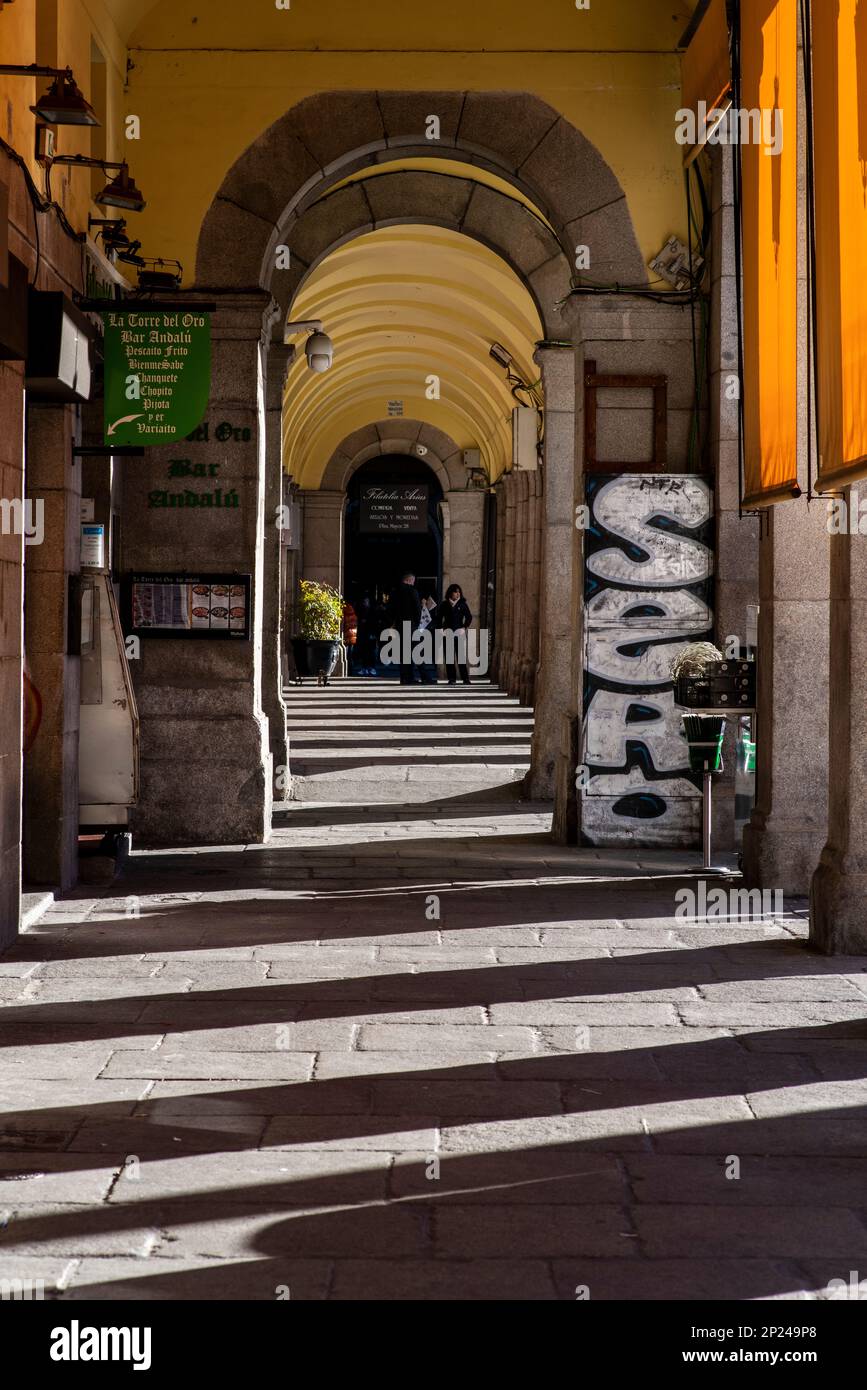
[124,574,251,640]
[360,484,428,533]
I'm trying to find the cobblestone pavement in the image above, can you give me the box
[1,799,867,1301]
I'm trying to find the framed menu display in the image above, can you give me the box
[123,573,251,640]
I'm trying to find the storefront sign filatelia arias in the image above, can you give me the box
[102,310,211,446]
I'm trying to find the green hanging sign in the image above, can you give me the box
[102,309,211,445]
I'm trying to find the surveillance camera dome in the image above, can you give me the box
[306,331,333,373]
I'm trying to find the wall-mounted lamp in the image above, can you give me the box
[137,259,182,292]
[285,318,334,373]
[0,64,99,126]
[88,216,128,249]
[49,156,146,211]
[115,242,145,269]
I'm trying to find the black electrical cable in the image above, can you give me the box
[685,166,702,470]
[0,133,86,287]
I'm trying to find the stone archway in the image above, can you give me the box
[196,90,645,304]
[303,419,485,624]
[320,419,466,494]
[141,91,646,842]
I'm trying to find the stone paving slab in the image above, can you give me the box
[548,1259,819,1302]
[103,1150,393,1204]
[1,754,866,1299]
[61,1256,333,1301]
[0,1154,120,1205]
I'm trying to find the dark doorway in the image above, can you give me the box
[344,457,444,609]
[343,456,444,678]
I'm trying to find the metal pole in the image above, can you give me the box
[702,768,713,870]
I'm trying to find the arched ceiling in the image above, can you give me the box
[329,158,556,229]
[283,224,544,489]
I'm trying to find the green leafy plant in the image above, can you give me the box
[295,579,344,640]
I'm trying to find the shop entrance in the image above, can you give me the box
[343,457,444,674]
[344,456,443,607]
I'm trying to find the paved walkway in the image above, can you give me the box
[1,686,866,1300]
[287,678,533,803]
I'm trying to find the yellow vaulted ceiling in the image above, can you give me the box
[283,225,544,488]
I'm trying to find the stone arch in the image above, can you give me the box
[267,171,571,340]
[196,90,646,321]
[319,420,467,495]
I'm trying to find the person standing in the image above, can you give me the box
[436,584,473,685]
[417,595,438,685]
[388,572,422,684]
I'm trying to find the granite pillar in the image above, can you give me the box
[444,488,485,623]
[262,342,292,796]
[300,490,344,592]
[809,512,867,952]
[529,346,576,801]
[22,402,80,888]
[123,291,275,846]
[0,359,24,946]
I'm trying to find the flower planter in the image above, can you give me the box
[292,637,339,681]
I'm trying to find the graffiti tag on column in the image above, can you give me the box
[583,474,714,846]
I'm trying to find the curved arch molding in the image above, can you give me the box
[196,90,646,317]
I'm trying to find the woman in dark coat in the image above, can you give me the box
[436,584,473,685]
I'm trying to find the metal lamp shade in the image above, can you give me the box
[97,167,146,212]
[32,74,99,127]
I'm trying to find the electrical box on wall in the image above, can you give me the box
[25,290,95,401]
[512,406,538,470]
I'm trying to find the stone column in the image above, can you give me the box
[300,490,344,590]
[550,331,583,841]
[502,473,518,692]
[809,517,867,952]
[0,358,25,947]
[513,472,529,696]
[262,342,292,796]
[491,478,506,683]
[523,470,543,707]
[740,506,829,893]
[444,488,485,624]
[123,291,275,846]
[530,346,576,800]
[23,402,81,889]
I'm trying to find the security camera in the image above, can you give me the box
[306,331,333,373]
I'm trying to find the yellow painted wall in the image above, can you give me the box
[1,0,126,238]
[113,0,694,285]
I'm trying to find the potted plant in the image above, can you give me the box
[292,580,344,683]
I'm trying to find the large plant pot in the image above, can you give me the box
[291,637,340,679]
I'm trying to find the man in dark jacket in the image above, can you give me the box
[388,573,422,684]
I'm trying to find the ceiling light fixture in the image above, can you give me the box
[0,64,100,126]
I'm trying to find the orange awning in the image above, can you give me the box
[740,0,799,507]
[682,0,733,138]
[812,0,867,492]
